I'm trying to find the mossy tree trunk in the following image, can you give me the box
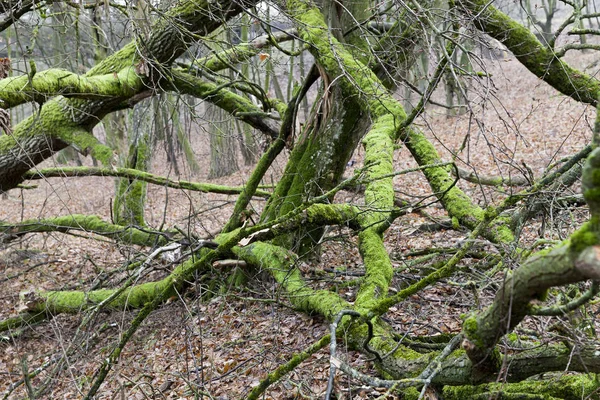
[261,0,374,258]
[112,103,152,226]
[3,1,600,398]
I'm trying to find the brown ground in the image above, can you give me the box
[0,45,598,399]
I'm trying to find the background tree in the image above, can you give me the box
[1,0,600,398]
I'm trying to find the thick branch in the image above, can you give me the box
[281,0,405,312]
[0,215,176,247]
[0,0,258,192]
[462,242,600,369]
[0,67,142,109]
[235,237,600,389]
[458,0,600,106]
[169,69,281,138]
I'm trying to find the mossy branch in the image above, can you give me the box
[282,0,406,312]
[462,243,600,369]
[192,29,297,73]
[0,214,176,247]
[0,203,360,330]
[400,126,515,243]
[0,0,259,192]
[169,69,281,138]
[222,137,287,232]
[462,100,600,370]
[530,281,600,316]
[246,334,330,400]
[22,166,271,197]
[440,373,599,399]
[0,67,142,109]
[452,166,530,187]
[459,0,600,106]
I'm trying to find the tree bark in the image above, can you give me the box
[0,0,257,192]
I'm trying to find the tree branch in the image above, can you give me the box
[458,0,600,106]
[23,166,272,197]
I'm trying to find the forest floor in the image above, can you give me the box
[0,45,599,399]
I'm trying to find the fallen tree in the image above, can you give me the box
[1,0,600,398]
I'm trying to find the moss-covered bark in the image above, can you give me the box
[233,236,600,390]
[0,67,142,108]
[458,0,600,106]
[276,0,404,303]
[260,2,373,257]
[0,214,174,247]
[170,69,281,139]
[0,0,259,192]
[463,99,600,372]
[400,126,515,243]
[0,203,361,328]
[461,242,600,368]
[435,374,599,400]
[23,166,272,197]
[234,242,352,317]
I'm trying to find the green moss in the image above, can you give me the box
[37,279,169,314]
[349,320,425,363]
[304,203,358,225]
[355,229,393,310]
[451,216,460,230]
[1,214,170,246]
[467,0,600,105]
[569,220,600,254]
[442,374,600,400]
[234,242,351,319]
[401,127,514,243]
[399,387,422,400]
[463,315,478,334]
[0,67,141,108]
[462,314,486,348]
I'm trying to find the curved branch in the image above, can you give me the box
[0,67,142,109]
[458,0,600,106]
[169,69,281,138]
[452,166,530,187]
[462,243,600,369]
[0,0,259,192]
[531,281,600,316]
[192,29,298,73]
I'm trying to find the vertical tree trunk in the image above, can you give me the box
[262,0,375,258]
[207,102,239,178]
[112,0,152,226]
[112,104,152,226]
[208,29,240,178]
